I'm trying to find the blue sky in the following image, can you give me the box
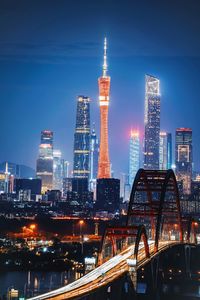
[1,0,200,177]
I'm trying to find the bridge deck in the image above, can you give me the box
[28,241,178,300]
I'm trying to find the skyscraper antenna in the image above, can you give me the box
[103,37,107,77]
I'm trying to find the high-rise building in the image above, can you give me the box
[129,130,140,186]
[67,178,93,207]
[73,96,90,179]
[36,130,53,193]
[98,38,111,179]
[96,178,120,212]
[175,128,192,195]
[62,177,73,198]
[89,124,99,189]
[159,132,172,170]
[120,173,130,202]
[62,160,70,178]
[144,75,160,170]
[53,149,63,190]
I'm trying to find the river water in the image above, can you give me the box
[0,271,75,298]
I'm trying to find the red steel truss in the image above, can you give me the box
[98,169,198,265]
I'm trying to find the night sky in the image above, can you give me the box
[1,0,200,177]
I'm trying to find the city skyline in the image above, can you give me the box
[1,2,200,298]
[1,1,200,178]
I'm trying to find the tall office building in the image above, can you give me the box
[96,178,120,212]
[73,96,90,178]
[62,160,70,178]
[90,124,99,189]
[98,38,111,179]
[53,149,63,190]
[175,128,192,195]
[36,130,53,193]
[129,130,140,186]
[144,75,161,170]
[159,132,172,170]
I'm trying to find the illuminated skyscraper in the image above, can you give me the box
[73,96,90,178]
[129,130,140,186]
[175,128,192,194]
[144,75,160,170]
[53,149,62,190]
[98,38,111,178]
[90,124,99,189]
[159,132,172,170]
[36,130,53,193]
[62,160,70,178]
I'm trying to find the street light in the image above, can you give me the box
[79,220,84,255]
[30,224,36,230]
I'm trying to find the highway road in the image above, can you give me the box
[28,240,175,300]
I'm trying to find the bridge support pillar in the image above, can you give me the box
[184,244,191,279]
[150,256,160,291]
[127,259,137,291]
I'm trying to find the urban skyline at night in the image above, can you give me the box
[1,1,200,178]
[0,38,199,179]
[1,2,200,299]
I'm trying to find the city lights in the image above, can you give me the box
[1,2,200,299]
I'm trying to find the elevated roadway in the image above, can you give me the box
[28,240,177,300]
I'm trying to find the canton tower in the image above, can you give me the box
[97,38,111,178]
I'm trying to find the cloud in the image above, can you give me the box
[0,41,99,64]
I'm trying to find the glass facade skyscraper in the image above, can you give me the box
[144,75,160,170]
[36,130,53,193]
[73,96,90,178]
[90,124,99,189]
[53,149,62,190]
[129,131,140,186]
[175,128,192,195]
[159,132,172,170]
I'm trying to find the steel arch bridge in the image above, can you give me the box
[98,168,195,265]
[28,169,198,300]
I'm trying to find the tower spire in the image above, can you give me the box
[103,37,107,77]
[98,37,111,179]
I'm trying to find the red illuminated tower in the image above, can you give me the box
[97,38,111,178]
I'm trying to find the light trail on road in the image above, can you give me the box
[28,240,176,300]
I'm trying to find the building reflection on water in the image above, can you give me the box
[0,269,81,298]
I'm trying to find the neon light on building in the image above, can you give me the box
[97,38,111,178]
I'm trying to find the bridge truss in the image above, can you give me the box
[99,169,197,265]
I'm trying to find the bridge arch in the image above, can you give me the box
[134,225,150,260]
[127,169,183,253]
[98,225,150,266]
